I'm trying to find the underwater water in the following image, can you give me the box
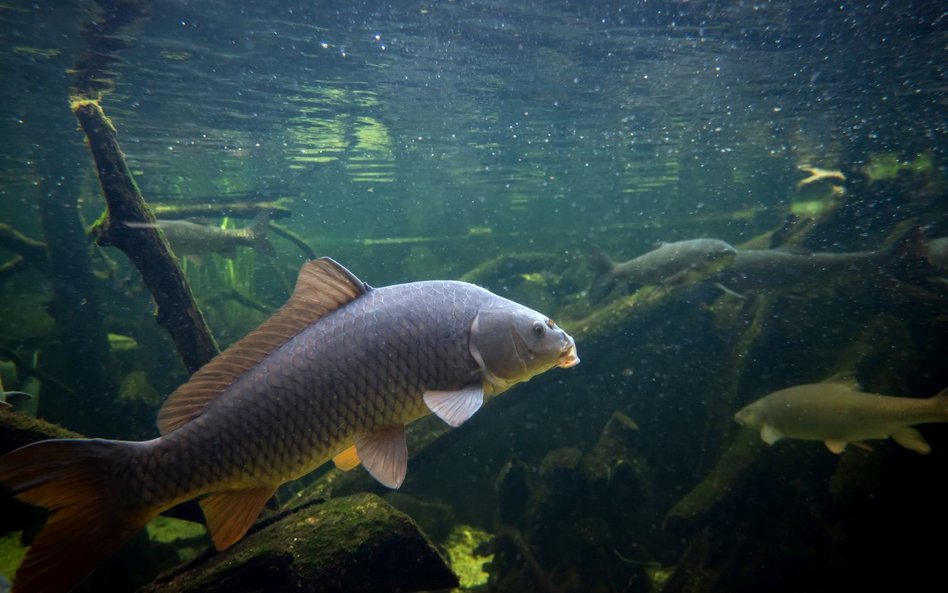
[0,1,946,592]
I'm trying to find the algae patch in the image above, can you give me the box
[444,525,493,590]
[0,531,26,582]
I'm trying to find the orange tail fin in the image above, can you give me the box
[0,438,157,593]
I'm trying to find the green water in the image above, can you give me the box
[0,1,945,592]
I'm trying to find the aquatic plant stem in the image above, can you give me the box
[73,99,219,374]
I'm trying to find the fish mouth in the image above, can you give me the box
[556,341,580,368]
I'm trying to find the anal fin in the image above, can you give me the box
[200,486,276,550]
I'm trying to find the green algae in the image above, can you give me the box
[0,532,26,583]
[443,525,493,590]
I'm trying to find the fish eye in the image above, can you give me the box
[532,321,545,337]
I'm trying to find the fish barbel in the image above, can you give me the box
[0,258,578,593]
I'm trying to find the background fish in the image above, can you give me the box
[706,227,927,296]
[734,382,948,454]
[126,211,274,263]
[586,239,738,304]
[0,258,578,593]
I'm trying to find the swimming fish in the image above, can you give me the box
[706,228,926,297]
[734,382,948,454]
[587,239,738,304]
[126,211,274,263]
[0,258,578,593]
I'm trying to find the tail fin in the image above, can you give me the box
[249,211,275,257]
[0,439,156,593]
[587,244,617,305]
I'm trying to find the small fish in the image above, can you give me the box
[126,211,274,263]
[587,239,738,304]
[734,382,948,454]
[707,227,926,296]
[0,258,578,593]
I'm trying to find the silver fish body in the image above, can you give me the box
[587,239,738,303]
[708,228,928,295]
[126,212,273,260]
[708,248,891,293]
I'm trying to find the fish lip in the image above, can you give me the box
[556,342,580,368]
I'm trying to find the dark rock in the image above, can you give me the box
[140,493,458,593]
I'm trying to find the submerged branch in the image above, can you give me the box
[73,99,218,374]
[0,225,47,281]
[0,224,47,262]
[268,222,317,260]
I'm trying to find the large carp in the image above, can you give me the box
[0,258,579,593]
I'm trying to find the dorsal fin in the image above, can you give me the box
[157,258,369,434]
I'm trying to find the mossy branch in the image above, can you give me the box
[72,100,218,374]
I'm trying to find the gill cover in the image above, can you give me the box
[469,306,569,394]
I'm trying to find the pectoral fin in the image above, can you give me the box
[760,424,784,445]
[200,486,277,550]
[891,427,931,454]
[354,426,408,489]
[824,439,848,454]
[423,385,485,427]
